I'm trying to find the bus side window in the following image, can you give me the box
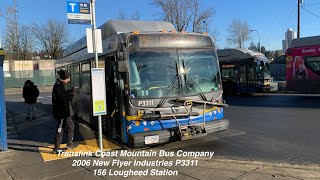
[67,66,72,90]
[255,61,263,73]
[80,62,91,94]
[72,64,80,88]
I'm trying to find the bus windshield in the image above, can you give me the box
[255,60,270,78]
[129,49,220,99]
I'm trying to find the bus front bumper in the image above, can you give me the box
[128,119,229,147]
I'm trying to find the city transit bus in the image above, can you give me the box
[56,20,229,147]
[286,35,320,93]
[217,48,272,94]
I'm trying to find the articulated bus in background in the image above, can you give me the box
[217,48,272,94]
[286,35,320,93]
[56,20,229,147]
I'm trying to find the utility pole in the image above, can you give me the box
[203,21,208,32]
[297,0,300,38]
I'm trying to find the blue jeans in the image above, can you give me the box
[26,103,35,118]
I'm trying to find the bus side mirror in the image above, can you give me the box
[118,60,129,72]
[117,43,127,60]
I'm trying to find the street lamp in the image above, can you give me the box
[251,29,261,53]
[203,21,208,32]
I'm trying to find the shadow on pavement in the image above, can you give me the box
[5,101,89,153]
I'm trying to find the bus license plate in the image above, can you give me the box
[144,135,159,145]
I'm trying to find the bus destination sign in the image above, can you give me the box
[128,34,213,48]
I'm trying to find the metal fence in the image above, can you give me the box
[4,70,56,88]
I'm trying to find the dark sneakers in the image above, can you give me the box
[66,143,78,150]
[26,116,35,121]
[52,148,64,154]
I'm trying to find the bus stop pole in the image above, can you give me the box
[91,0,103,153]
[0,49,8,151]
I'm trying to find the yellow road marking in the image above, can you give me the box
[38,138,120,162]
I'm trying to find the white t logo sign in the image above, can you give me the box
[69,3,76,12]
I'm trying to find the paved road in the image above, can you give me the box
[155,94,320,166]
[6,93,320,167]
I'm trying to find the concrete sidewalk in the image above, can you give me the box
[1,100,320,180]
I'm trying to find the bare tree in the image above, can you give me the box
[131,9,141,20]
[117,9,127,20]
[226,19,251,48]
[153,0,215,32]
[117,9,141,20]
[209,28,219,42]
[31,19,70,59]
[19,25,34,60]
[5,5,19,60]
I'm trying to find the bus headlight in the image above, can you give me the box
[150,121,155,125]
[143,121,147,126]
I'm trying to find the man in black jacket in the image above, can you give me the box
[23,80,39,120]
[52,70,77,153]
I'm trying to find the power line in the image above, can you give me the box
[265,3,296,48]
[305,2,320,6]
[301,6,320,19]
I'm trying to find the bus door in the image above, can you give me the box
[238,61,256,93]
[105,57,123,141]
[238,62,248,93]
[246,61,256,92]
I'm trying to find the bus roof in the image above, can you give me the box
[217,48,268,63]
[63,20,176,57]
[290,35,320,48]
[99,20,176,39]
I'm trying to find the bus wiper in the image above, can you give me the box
[181,58,207,101]
[156,74,179,108]
[185,73,207,101]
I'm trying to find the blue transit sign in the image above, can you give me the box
[67,1,91,25]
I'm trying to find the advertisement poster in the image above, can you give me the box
[91,68,107,116]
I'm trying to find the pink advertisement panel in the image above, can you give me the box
[286,45,320,93]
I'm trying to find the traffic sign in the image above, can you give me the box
[66,1,91,25]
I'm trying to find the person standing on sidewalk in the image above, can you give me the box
[22,80,39,120]
[52,70,77,153]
